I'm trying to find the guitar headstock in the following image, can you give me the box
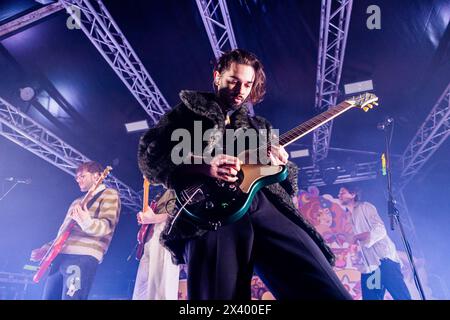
[90,166,112,192]
[101,166,113,180]
[143,176,150,189]
[143,176,150,210]
[347,93,379,112]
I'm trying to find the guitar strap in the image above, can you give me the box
[86,188,107,219]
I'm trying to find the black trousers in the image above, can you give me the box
[42,254,99,300]
[361,258,412,300]
[184,191,352,300]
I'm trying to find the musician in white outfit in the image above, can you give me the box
[132,189,180,300]
[338,184,411,300]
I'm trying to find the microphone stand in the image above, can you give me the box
[382,121,426,300]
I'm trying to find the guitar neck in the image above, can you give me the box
[279,101,354,147]
[143,178,150,212]
[65,167,111,228]
[61,220,77,235]
[79,189,95,208]
[65,183,101,225]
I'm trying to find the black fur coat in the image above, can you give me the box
[138,90,335,266]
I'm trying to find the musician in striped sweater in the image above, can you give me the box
[30,161,121,300]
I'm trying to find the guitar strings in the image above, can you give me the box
[180,103,353,198]
[168,187,203,234]
[252,102,352,155]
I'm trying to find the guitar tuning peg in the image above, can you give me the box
[362,106,369,112]
[373,102,379,106]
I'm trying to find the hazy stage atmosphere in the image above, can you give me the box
[0,0,449,300]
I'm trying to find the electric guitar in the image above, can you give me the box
[173,93,378,229]
[135,177,157,260]
[33,166,112,283]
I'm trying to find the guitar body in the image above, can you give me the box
[135,225,154,260]
[174,164,288,228]
[33,221,75,283]
[136,195,157,260]
[135,200,157,260]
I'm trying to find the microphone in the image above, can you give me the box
[377,117,394,130]
[4,177,32,184]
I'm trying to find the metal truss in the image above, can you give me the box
[299,160,378,187]
[400,83,450,188]
[0,97,141,212]
[0,2,64,38]
[312,0,353,164]
[392,84,450,294]
[195,0,237,59]
[60,0,171,124]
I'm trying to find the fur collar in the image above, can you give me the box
[179,90,252,130]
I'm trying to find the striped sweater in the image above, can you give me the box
[55,185,121,263]
[154,189,177,216]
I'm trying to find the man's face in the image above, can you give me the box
[338,187,355,205]
[214,62,255,110]
[75,170,98,192]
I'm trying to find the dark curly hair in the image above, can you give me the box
[340,184,361,202]
[214,49,266,104]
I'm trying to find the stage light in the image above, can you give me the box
[125,120,149,133]
[36,90,64,117]
[344,80,373,95]
[34,0,56,5]
[19,87,35,102]
[290,149,309,159]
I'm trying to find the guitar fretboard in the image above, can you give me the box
[279,101,354,147]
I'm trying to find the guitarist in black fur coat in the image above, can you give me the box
[138,49,351,300]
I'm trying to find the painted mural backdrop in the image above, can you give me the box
[298,186,364,299]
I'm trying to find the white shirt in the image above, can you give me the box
[350,201,402,274]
